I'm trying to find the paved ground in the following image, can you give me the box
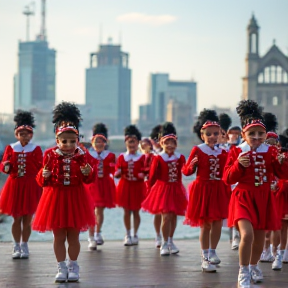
[0,240,287,288]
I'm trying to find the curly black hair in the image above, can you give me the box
[14,110,35,129]
[263,112,278,132]
[52,101,82,132]
[193,109,219,141]
[236,100,264,128]
[159,122,177,139]
[124,125,142,141]
[150,125,162,140]
[92,123,108,139]
[219,113,232,132]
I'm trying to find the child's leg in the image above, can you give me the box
[53,228,67,262]
[169,214,177,238]
[200,221,211,252]
[132,210,140,235]
[123,209,131,234]
[154,214,162,236]
[161,213,172,242]
[280,220,288,250]
[22,214,33,242]
[264,231,272,249]
[238,219,254,265]
[12,216,22,243]
[96,207,105,233]
[67,228,80,261]
[272,230,281,255]
[251,229,266,264]
[210,220,222,249]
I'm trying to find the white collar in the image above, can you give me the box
[90,150,109,160]
[198,143,223,156]
[238,142,269,153]
[123,151,143,162]
[159,151,181,161]
[10,141,37,153]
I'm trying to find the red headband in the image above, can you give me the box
[56,125,79,136]
[15,125,33,135]
[242,119,266,132]
[92,134,107,143]
[266,132,278,140]
[201,121,220,130]
[160,134,177,143]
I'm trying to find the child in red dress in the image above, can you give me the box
[142,122,187,256]
[223,100,288,287]
[115,125,146,246]
[87,123,116,250]
[259,113,280,265]
[218,113,232,151]
[182,110,230,272]
[32,102,95,283]
[0,110,42,259]
[149,125,163,248]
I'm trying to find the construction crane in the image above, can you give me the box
[22,2,35,41]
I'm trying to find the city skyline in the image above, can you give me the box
[1,0,288,120]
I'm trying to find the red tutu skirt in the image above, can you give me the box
[276,180,288,220]
[184,178,230,227]
[142,180,187,216]
[32,184,95,232]
[0,176,42,217]
[228,183,281,230]
[89,176,116,208]
[116,179,146,210]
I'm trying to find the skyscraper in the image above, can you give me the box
[14,0,56,112]
[85,40,131,134]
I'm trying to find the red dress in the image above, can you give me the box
[88,150,116,208]
[143,153,155,193]
[141,152,187,216]
[223,142,288,230]
[0,142,42,217]
[32,146,96,232]
[182,144,230,227]
[115,152,146,211]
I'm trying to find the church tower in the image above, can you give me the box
[242,14,288,131]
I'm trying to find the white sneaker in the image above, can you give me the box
[132,235,139,245]
[67,260,80,282]
[260,247,274,262]
[238,266,250,288]
[12,244,21,259]
[20,242,29,259]
[272,252,283,270]
[169,241,179,254]
[209,250,221,265]
[95,233,104,245]
[155,235,162,248]
[282,249,288,263]
[124,235,133,246]
[160,242,170,256]
[231,235,240,250]
[201,257,216,273]
[88,236,97,251]
[231,228,240,250]
[250,265,263,284]
[55,261,68,283]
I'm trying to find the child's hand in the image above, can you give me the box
[238,155,250,168]
[42,169,52,178]
[277,153,285,164]
[114,169,121,178]
[189,156,198,169]
[3,162,11,173]
[138,173,145,179]
[80,163,92,176]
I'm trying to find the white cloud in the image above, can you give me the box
[116,12,177,26]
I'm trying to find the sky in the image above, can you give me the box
[0,0,288,121]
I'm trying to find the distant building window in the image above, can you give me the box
[251,33,257,53]
[273,96,278,106]
[258,66,288,84]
